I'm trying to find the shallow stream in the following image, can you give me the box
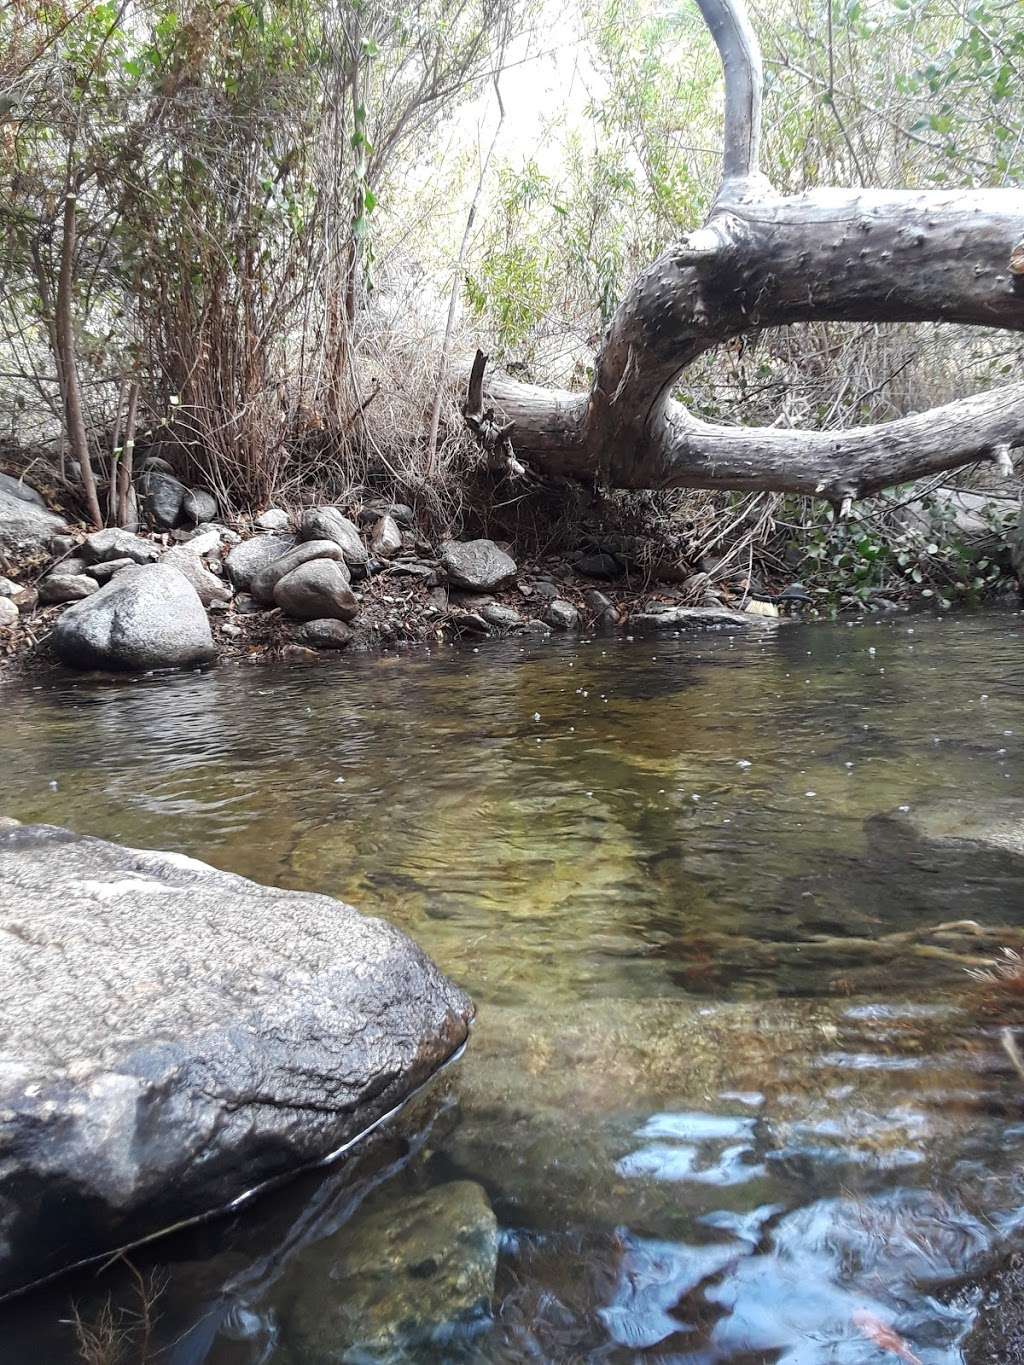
[2,612,1024,1362]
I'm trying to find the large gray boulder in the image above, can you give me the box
[224,532,295,592]
[52,563,217,671]
[0,483,66,572]
[441,539,516,591]
[0,820,473,1299]
[875,798,1024,861]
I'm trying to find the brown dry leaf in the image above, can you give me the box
[852,1309,922,1364]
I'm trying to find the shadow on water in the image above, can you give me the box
[2,611,1024,1361]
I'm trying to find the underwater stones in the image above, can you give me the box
[441,538,516,591]
[254,507,290,531]
[296,618,353,650]
[0,820,474,1298]
[273,560,359,622]
[298,507,368,572]
[251,539,347,605]
[81,527,160,566]
[876,798,1024,861]
[274,1182,498,1360]
[52,563,216,671]
[38,573,99,605]
[224,533,295,592]
[545,598,580,630]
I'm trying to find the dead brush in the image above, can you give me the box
[63,1262,167,1365]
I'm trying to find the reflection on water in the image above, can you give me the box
[2,612,1024,1361]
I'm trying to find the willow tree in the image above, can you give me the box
[470,0,1024,510]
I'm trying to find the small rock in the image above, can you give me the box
[371,515,403,558]
[523,618,551,633]
[189,522,240,545]
[273,560,359,621]
[233,593,260,616]
[52,563,217,671]
[221,623,242,638]
[297,619,353,650]
[480,603,522,630]
[11,586,37,613]
[531,579,560,602]
[745,599,780,618]
[299,508,368,572]
[160,545,233,607]
[545,599,580,630]
[81,528,160,566]
[176,527,222,558]
[448,610,491,635]
[224,534,295,592]
[251,540,347,605]
[357,501,415,528]
[137,470,187,528]
[0,577,21,597]
[253,508,290,531]
[46,556,89,579]
[576,551,624,579]
[0,598,18,628]
[441,539,517,591]
[50,535,77,557]
[181,489,218,525]
[281,644,319,663]
[89,558,134,585]
[38,574,99,605]
[632,605,775,630]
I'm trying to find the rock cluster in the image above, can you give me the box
[1,469,790,672]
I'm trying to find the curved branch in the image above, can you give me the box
[695,0,764,187]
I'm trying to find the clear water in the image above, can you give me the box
[2,612,1024,1363]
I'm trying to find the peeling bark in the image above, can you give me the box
[470,0,1024,501]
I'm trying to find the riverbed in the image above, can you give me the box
[2,611,1023,1362]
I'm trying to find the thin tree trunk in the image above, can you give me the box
[56,191,103,529]
[425,68,506,478]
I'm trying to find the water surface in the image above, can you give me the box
[2,612,1023,1363]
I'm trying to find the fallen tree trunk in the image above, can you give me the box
[470,0,1024,505]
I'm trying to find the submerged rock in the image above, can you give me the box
[52,563,217,671]
[876,798,1024,861]
[275,1181,497,1360]
[441,539,516,591]
[0,821,473,1299]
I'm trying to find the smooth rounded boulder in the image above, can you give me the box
[274,559,359,621]
[251,539,348,604]
[224,532,295,591]
[52,562,217,671]
[441,539,517,591]
[0,820,473,1299]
